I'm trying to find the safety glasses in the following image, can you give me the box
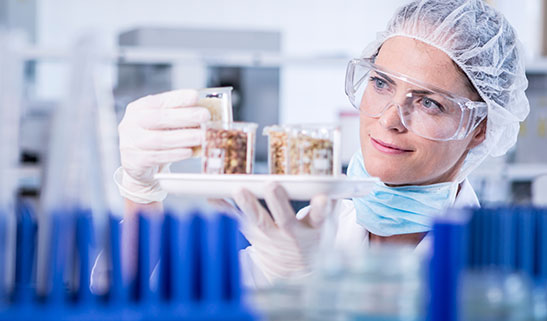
[345,58,487,141]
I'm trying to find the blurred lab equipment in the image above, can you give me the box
[516,74,547,164]
[429,207,547,321]
[532,175,547,206]
[40,34,121,215]
[0,30,24,212]
[34,34,122,303]
[248,206,547,321]
[337,246,424,320]
[469,71,547,205]
[0,29,25,306]
[0,204,257,321]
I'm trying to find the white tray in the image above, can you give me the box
[155,173,379,200]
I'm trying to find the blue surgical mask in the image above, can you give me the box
[347,151,458,237]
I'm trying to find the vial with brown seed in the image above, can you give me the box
[201,121,257,174]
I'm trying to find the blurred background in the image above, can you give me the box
[2,0,547,206]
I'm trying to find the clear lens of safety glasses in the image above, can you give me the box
[345,58,488,141]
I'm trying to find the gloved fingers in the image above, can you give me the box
[137,107,210,130]
[241,228,300,259]
[232,188,276,231]
[263,183,297,230]
[129,89,199,110]
[300,194,330,229]
[133,128,202,150]
[245,239,314,278]
[122,147,193,168]
[244,246,308,281]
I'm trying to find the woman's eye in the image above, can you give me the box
[370,77,388,90]
[421,97,444,112]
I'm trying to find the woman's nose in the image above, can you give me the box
[378,102,407,133]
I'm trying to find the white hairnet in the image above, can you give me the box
[361,0,530,182]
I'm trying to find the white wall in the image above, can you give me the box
[34,0,406,124]
[34,0,541,125]
[36,0,400,54]
[492,0,544,60]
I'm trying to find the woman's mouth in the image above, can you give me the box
[370,137,414,155]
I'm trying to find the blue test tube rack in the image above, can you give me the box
[428,206,547,321]
[427,211,467,321]
[0,203,257,321]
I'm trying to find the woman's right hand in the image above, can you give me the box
[116,89,211,204]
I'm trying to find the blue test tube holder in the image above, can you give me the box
[427,206,547,321]
[0,204,257,321]
[427,209,468,321]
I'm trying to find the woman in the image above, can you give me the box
[114,0,529,287]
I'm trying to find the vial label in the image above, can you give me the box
[312,149,333,175]
[313,158,330,170]
[206,148,224,174]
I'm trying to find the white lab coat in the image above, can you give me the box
[239,178,480,288]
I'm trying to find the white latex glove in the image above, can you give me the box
[115,89,210,203]
[231,183,332,284]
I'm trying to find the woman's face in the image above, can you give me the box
[360,36,486,185]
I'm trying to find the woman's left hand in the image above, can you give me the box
[227,183,331,284]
